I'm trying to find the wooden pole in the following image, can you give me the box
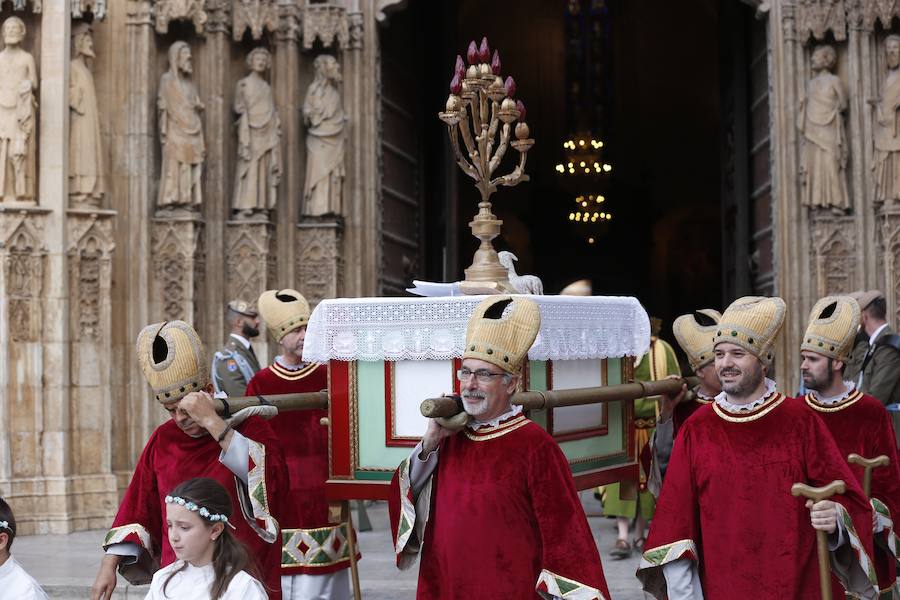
[791,480,846,600]
[847,453,890,498]
[343,500,362,600]
[420,376,699,418]
[212,391,329,415]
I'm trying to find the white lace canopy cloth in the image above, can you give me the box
[302,295,651,363]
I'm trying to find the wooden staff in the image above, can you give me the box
[847,453,890,498]
[212,391,329,415]
[420,376,699,418]
[791,480,846,600]
[342,500,362,600]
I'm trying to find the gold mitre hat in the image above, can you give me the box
[673,309,722,371]
[463,296,541,374]
[258,289,310,342]
[713,296,786,365]
[136,320,208,404]
[801,295,860,362]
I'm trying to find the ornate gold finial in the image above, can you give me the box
[439,37,534,294]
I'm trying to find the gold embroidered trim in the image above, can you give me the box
[104,523,153,553]
[712,393,785,423]
[804,389,863,413]
[271,362,319,381]
[464,416,530,441]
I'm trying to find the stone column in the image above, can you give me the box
[201,2,231,342]
[341,0,380,297]
[767,0,809,391]
[273,5,302,292]
[120,0,157,477]
[297,217,344,308]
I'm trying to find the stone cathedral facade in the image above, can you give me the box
[0,0,402,534]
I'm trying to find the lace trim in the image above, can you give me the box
[808,382,857,406]
[463,415,530,441]
[695,388,716,402]
[302,295,650,362]
[271,360,319,381]
[714,378,777,412]
[469,404,524,430]
[712,393,785,423]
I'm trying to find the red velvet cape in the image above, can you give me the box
[245,362,354,576]
[389,415,611,599]
[638,393,878,600]
[104,416,287,600]
[799,391,900,595]
[672,396,712,438]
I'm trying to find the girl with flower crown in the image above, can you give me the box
[146,478,268,600]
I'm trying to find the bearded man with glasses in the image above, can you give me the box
[388,296,611,600]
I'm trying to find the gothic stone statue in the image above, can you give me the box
[874,35,900,205]
[798,44,848,212]
[233,47,281,217]
[0,17,37,204]
[302,54,346,217]
[158,41,205,211]
[69,23,105,208]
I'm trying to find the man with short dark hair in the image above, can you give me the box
[212,299,262,397]
[798,295,900,597]
[0,497,48,598]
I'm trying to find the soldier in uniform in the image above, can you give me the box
[212,299,262,397]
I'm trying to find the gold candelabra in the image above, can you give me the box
[439,37,534,294]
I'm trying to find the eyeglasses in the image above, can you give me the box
[456,368,506,383]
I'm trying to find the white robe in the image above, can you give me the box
[145,561,267,600]
[0,556,48,600]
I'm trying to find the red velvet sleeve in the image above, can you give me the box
[802,414,880,595]
[529,437,611,600]
[102,427,163,584]
[868,408,900,584]
[637,423,701,599]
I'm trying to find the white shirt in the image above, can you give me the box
[0,556,48,600]
[868,323,889,347]
[230,333,252,350]
[145,561,267,600]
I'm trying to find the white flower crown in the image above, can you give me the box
[165,495,229,523]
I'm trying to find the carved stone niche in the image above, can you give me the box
[225,218,276,307]
[810,214,856,297]
[296,216,343,308]
[72,0,107,20]
[0,0,41,12]
[154,0,208,35]
[881,210,900,323]
[151,215,204,325]
[303,2,349,50]
[67,210,115,345]
[0,208,47,344]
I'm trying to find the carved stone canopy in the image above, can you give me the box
[795,0,900,40]
[1,0,108,20]
[233,0,277,41]
[154,0,209,35]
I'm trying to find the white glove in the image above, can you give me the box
[434,411,471,432]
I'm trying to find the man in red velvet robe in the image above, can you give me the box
[90,320,287,600]
[638,296,880,600]
[250,288,353,600]
[389,296,611,599]
[798,295,900,598]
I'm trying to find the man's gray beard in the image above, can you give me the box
[462,392,488,416]
[721,362,765,399]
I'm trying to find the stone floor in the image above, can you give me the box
[14,493,648,599]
